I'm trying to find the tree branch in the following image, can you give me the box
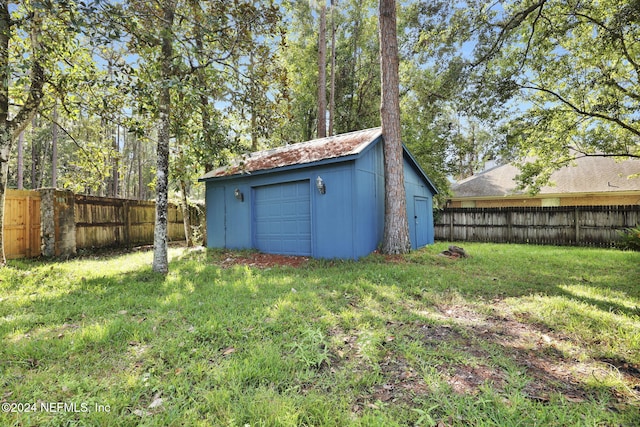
[520,83,640,138]
[573,11,640,78]
[472,0,547,67]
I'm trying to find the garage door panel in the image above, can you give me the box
[254,181,311,256]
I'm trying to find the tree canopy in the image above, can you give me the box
[408,0,640,191]
[1,0,638,264]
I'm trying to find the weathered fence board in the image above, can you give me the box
[435,205,640,247]
[5,189,41,259]
[435,205,640,246]
[4,189,202,259]
[75,195,192,250]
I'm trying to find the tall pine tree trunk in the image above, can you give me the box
[31,117,37,188]
[152,0,176,274]
[317,3,327,138]
[379,0,410,254]
[329,0,336,136]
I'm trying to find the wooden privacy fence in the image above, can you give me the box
[435,205,640,247]
[5,189,41,259]
[4,189,202,259]
[75,195,190,250]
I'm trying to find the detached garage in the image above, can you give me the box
[199,127,438,259]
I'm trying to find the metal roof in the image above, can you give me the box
[200,128,383,180]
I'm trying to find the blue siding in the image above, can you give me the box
[353,139,384,256]
[206,186,225,248]
[313,166,355,258]
[202,136,437,259]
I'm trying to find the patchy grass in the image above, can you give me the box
[1,243,638,426]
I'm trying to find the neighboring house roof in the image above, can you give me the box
[452,156,640,198]
[200,128,383,180]
[199,128,438,193]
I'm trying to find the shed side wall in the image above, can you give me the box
[404,159,435,248]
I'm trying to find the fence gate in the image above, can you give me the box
[5,189,41,259]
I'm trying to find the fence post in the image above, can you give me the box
[574,207,580,244]
[449,210,454,241]
[123,199,131,249]
[40,189,76,257]
[25,192,32,257]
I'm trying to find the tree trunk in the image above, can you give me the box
[250,46,258,151]
[125,132,133,198]
[31,117,37,188]
[51,103,58,188]
[179,179,192,247]
[137,136,143,200]
[348,11,361,130]
[317,3,327,138]
[152,0,176,275]
[329,0,336,136]
[17,131,23,189]
[0,3,45,265]
[112,124,119,197]
[379,0,411,254]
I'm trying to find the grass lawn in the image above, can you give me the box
[1,242,639,426]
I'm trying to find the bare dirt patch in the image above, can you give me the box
[421,304,639,404]
[216,251,310,269]
[330,304,640,411]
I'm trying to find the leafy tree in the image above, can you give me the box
[410,0,640,191]
[91,0,282,273]
[333,0,380,133]
[0,0,81,265]
[282,0,381,141]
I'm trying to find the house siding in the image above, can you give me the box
[203,135,437,259]
[450,193,640,208]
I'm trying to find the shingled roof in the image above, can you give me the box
[200,127,383,180]
[452,156,640,198]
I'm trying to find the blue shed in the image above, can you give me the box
[198,127,438,259]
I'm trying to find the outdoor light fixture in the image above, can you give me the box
[234,188,244,202]
[316,176,326,195]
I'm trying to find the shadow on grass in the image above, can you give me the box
[1,244,638,425]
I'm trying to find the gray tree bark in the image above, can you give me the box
[152,0,176,274]
[379,0,411,254]
[317,3,327,138]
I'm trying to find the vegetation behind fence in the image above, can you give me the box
[435,205,640,247]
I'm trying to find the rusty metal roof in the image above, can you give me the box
[200,127,383,180]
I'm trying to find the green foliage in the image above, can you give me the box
[289,327,331,369]
[618,224,640,251]
[282,0,381,142]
